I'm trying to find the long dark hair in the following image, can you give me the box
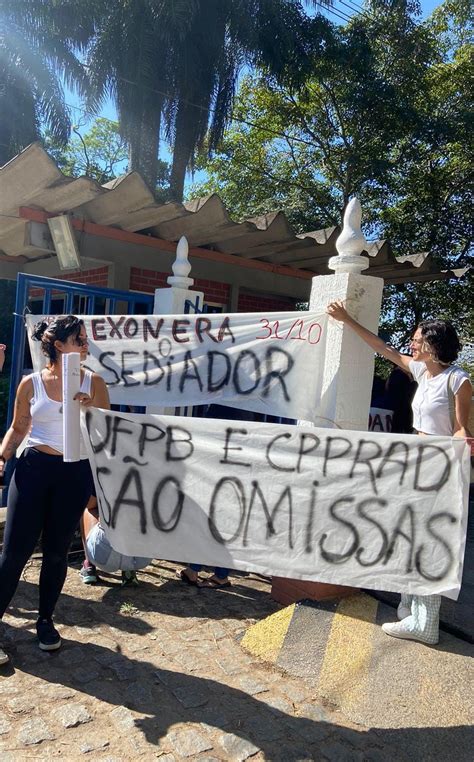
[31,315,84,363]
[418,319,461,365]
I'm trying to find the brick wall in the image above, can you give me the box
[29,266,109,297]
[64,266,109,286]
[130,269,297,312]
[130,270,231,307]
[129,268,168,293]
[194,278,230,307]
[238,292,297,313]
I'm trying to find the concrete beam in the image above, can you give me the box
[4,228,312,300]
[108,261,131,292]
[21,255,110,278]
[229,283,240,312]
[0,260,21,280]
[85,234,312,301]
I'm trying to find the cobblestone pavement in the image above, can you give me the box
[0,558,468,761]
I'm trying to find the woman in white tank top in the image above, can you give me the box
[0,316,109,665]
[326,303,472,645]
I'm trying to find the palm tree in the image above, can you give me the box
[0,0,95,165]
[86,0,331,200]
[85,0,193,193]
[167,0,333,200]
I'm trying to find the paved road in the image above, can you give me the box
[0,558,472,761]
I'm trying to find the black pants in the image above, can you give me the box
[0,448,92,620]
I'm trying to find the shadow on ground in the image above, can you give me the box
[7,562,276,632]
[2,636,472,761]
[2,579,472,761]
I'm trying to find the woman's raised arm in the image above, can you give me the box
[327,301,413,372]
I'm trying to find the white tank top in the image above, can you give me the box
[26,369,93,459]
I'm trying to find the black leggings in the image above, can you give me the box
[0,448,92,620]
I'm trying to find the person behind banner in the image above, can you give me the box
[0,343,6,373]
[0,316,110,667]
[327,302,472,645]
[81,494,151,583]
[370,367,416,434]
[178,403,251,589]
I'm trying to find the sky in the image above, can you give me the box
[64,0,444,186]
[317,0,440,26]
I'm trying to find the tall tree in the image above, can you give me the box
[166,0,332,201]
[190,0,473,346]
[85,0,332,200]
[85,0,194,193]
[0,0,94,164]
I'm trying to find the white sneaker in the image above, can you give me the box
[382,621,438,645]
[397,604,411,620]
[0,646,9,666]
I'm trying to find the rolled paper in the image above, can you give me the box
[62,353,81,462]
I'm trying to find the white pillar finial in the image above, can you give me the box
[329,198,369,274]
[167,236,194,289]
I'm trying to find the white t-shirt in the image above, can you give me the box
[409,360,471,436]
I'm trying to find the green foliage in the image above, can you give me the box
[0,0,97,164]
[191,0,473,348]
[2,1,331,199]
[381,278,474,375]
[84,0,333,199]
[429,0,473,53]
[43,118,128,184]
[42,117,171,196]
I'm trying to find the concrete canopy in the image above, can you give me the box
[0,143,465,300]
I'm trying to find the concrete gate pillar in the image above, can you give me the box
[272,199,384,604]
[148,236,204,414]
[153,235,203,315]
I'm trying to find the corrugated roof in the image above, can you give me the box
[0,143,465,284]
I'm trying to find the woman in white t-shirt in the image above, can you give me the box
[326,302,472,645]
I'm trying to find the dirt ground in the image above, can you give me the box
[0,554,410,761]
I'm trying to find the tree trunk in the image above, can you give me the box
[128,101,162,194]
[128,126,142,178]
[169,100,199,202]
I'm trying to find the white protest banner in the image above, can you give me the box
[27,311,329,423]
[62,352,81,462]
[81,408,470,599]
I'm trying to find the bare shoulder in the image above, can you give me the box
[91,373,110,408]
[17,374,34,399]
[92,373,107,389]
[12,375,34,426]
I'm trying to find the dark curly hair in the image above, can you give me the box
[418,319,461,365]
[31,315,84,362]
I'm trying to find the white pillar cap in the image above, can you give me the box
[328,198,369,274]
[167,236,194,289]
